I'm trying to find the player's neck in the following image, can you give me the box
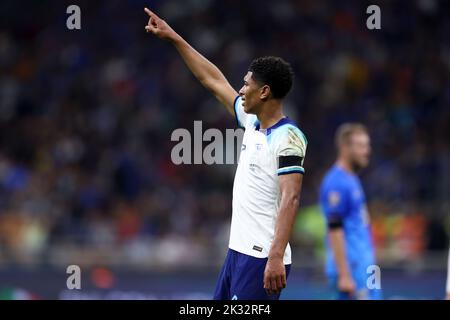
[336,159,355,174]
[256,102,285,129]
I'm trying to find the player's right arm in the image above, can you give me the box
[321,185,356,297]
[144,7,238,115]
[329,228,356,297]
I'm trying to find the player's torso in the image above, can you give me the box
[233,119,282,211]
[235,125,278,192]
[323,168,375,277]
[341,175,375,271]
[345,177,370,230]
[229,120,291,264]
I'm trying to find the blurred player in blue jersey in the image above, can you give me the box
[320,123,382,300]
[144,8,307,300]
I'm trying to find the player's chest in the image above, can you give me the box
[349,184,365,205]
[348,185,370,226]
[239,130,275,167]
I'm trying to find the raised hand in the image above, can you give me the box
[143,6,237,115]
[144,7,178,41]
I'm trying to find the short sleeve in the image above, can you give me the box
[274,126,307,175]
[320,182,350,222]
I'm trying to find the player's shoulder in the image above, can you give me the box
[272,118,306,139]
[269,118,307,148]
[321,165,351,191]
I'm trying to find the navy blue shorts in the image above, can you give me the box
[213,249,291,300]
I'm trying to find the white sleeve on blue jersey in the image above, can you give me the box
[273,125,307,175]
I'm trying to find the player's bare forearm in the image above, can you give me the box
[329,227,357,296]
[144,7,237,115]
[264,173,302,295]
[269,174,303,260]
[328,229,352,278]
[171,37,237,114]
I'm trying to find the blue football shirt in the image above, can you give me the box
[319,164,376,291]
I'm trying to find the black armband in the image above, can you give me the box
[278,155,303,169]
[328,216,344,229]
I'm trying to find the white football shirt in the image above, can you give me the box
[228,96,307,265]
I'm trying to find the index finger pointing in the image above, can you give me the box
[144,7,158,18]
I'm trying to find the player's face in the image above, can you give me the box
[348,132,371,169]
[239,71,262,114]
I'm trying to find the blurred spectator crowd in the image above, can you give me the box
[0,0,449,268]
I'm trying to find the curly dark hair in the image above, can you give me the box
[248,56,294,99]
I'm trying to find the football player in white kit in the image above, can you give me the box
[145,7,307,300]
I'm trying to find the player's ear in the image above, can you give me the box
[260,85,271,100]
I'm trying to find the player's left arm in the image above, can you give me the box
[264,173,303,295]
[264,126,307,296]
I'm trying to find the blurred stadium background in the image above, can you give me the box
[0,0,449,299]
